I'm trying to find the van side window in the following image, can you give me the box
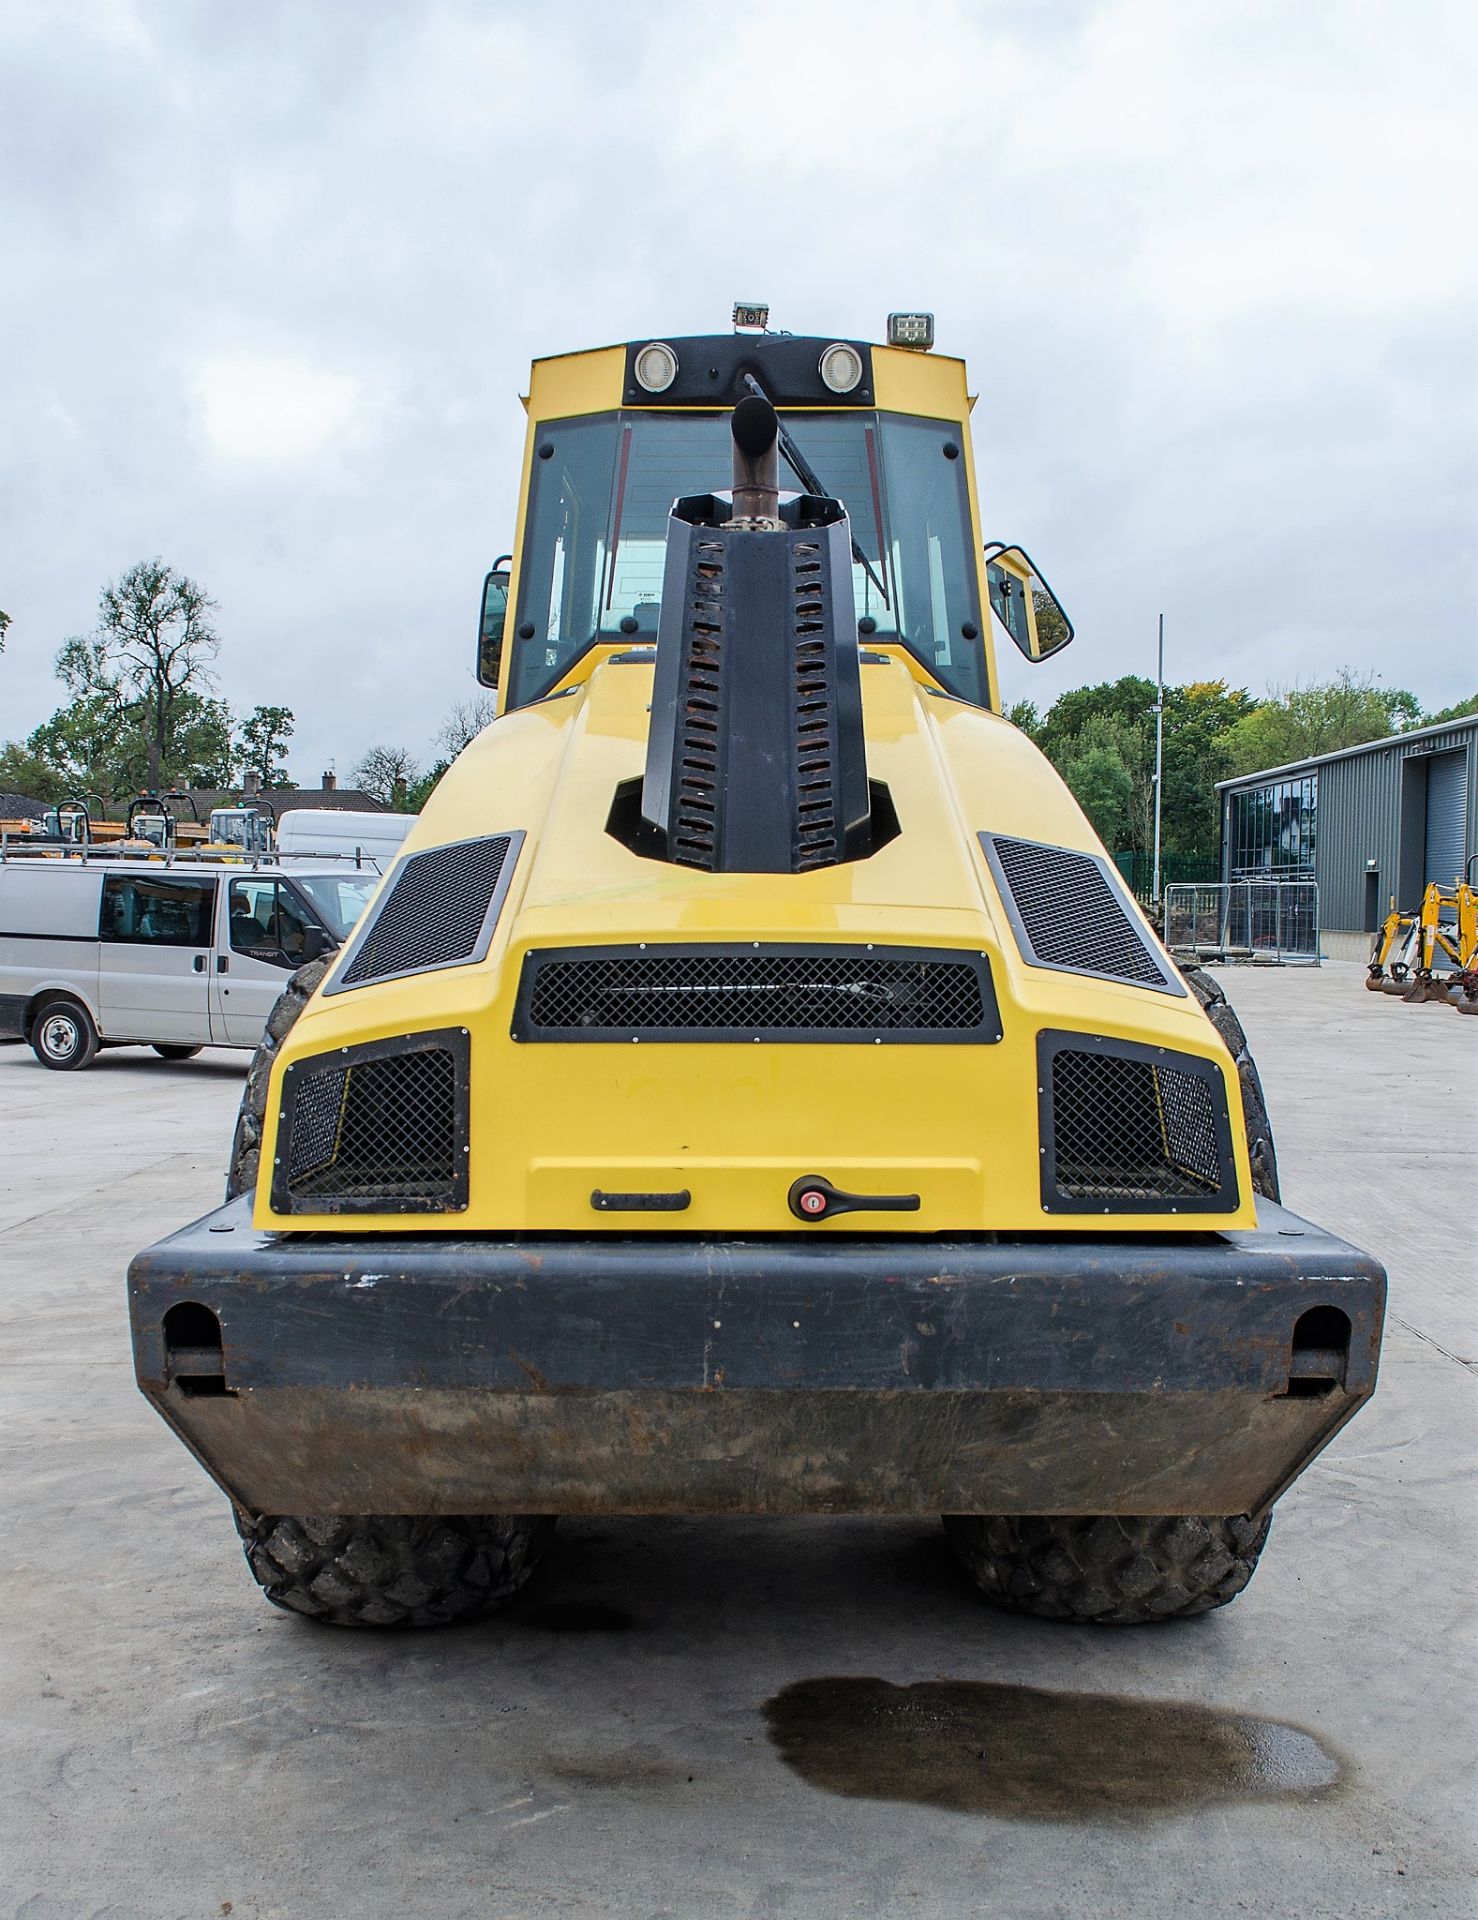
[100,874,216,946]
[228,878,316,969]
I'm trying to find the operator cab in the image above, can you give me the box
[481,320,1072,718]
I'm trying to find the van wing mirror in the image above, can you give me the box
[299,925,334,963]
[477,557,513,688]
[984,544,1073,661]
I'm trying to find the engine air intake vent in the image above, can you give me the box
[1038,1031,1236,1213]
[981,834,1182,993]
[270,1030,469,1214]
[512,945,1002,1044]
[329,833,523,992]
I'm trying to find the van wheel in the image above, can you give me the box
[153,1044,202,1061]
[225,955,334,1200]
[30,996,99,1071]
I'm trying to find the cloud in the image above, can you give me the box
[189,354,366,465]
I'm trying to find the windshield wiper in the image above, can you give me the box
[741,373,890,609]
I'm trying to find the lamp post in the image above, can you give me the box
[1152,613,1165,907]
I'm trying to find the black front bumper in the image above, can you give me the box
[128,1197,1385,1519]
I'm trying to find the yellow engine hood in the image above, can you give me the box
[257,653,1256,1234]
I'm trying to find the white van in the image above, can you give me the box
[274,809,416,866]
[0,855,381,1069]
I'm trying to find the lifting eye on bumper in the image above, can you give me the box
[787,1176,921,1222]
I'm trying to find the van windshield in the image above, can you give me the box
[293,873,378,940]
[508,409,986,710]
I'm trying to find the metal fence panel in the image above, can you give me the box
[1164,881,1320,966]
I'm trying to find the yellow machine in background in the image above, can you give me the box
[129,312,1385,1635]
[1368,875,1478,1011]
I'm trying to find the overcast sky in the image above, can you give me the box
[2,0,1475,788]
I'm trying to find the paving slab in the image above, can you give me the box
[0,968,1473,1920]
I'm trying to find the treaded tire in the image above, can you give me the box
[236,1512,555,1627]
[1176,960,1280,1201]
[225,956,333,1200]
[942,1512,1272,1625]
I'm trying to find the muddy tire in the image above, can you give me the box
[225,956,333,1201]
[29,994,99,1071]
[1176,961,1280,1202]
[235,1511,555,1627]
[942,1512,1272,1625]
[153,1043,202,1061]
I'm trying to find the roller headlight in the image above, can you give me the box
[634,341,679,393]
[818,342,863,394]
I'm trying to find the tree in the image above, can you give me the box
[1157,680,1260,855]
[67,560,222,790]
[354,745,421,808]
[236,705,295,788]
[1223,671,1421,777]
[0,742,66,803]
[1423,692,1478,725]
[1027,674,1257,859]
[26,683,233,796]
[0,607,10,652]
[1059,710,1150,849]
[435,696,498,761]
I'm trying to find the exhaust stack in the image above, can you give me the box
[640,398,871,873]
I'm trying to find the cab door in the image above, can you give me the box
[97,871,216,1043]
[213,876,320,1046]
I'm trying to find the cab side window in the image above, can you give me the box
[100,874,216,946]
[228,879,315,969]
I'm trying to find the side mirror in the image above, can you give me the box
[477,556,513,688]
[984,544,1074,661]
[299,925,334,963]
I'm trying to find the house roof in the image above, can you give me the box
[172,787,388,815]
[0,792,46,820]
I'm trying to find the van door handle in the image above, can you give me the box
[193,954,207,972]
[217,955,229,973]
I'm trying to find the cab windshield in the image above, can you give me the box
[507,409,986,710]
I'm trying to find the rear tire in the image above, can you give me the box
[29,996,98,1071]
[225,956,333,1200]
[153,1043,202,1061]
[236,1511,555,1627]
[1176,961,1280,1201]
[942,1512,1272,1625]
[942,964,1280,1626]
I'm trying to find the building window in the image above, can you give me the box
[1226,774,1318,879]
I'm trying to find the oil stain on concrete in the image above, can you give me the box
[764,1677,1343,1821]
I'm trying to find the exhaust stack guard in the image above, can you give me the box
[640,397,872,873]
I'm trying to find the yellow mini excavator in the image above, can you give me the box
[129,315,1385,1631]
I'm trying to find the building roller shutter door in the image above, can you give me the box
[1423,751,1466,888]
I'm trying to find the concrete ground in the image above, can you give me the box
[1,963,1473,1920]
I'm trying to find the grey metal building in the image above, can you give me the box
[1216,718,1477,960]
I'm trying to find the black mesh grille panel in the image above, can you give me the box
[1039,1032,1235,1212]
[272,1031,468,1214]
[513,945,1001,1044]
[982,834,1179,991]
[333,834,520,989]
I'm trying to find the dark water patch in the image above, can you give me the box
[520,1601,634,1633]
[764,1676,1343,1821]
